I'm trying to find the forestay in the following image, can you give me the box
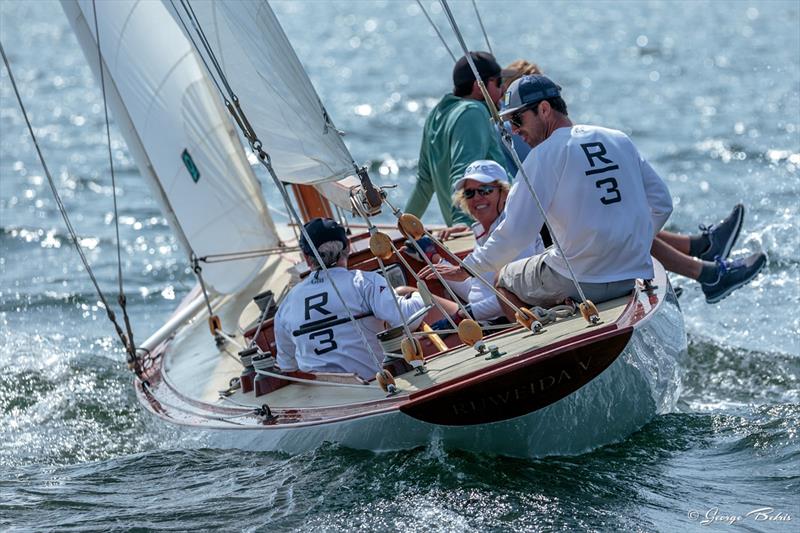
[169,0,357,186]
[60,0,277,294]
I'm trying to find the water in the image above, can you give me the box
[1,0,798,530]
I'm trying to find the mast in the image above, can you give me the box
[291,185,334,221]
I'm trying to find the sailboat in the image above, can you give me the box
[55,0,685,457]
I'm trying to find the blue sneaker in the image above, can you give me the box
[702,252,766,304]
[698,204,745,262]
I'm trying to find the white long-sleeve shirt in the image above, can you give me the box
[464,125,673,283]
[275,267,425,380]
[467,215,543,320]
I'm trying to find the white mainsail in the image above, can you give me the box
[166,0,357,186]
[60,0,278,295]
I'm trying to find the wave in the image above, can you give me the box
[680,336,799,409]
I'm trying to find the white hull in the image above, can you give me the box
[139,278,685,458]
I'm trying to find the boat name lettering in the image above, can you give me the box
[450,356,594,416]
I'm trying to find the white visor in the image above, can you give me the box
[454,160,509,190]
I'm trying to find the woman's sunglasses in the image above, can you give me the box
[463,185,498,199]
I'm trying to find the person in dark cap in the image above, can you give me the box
[423,75,767,308]
[498,60,763,304]
[274,218,457,380]
[404,51,508,226]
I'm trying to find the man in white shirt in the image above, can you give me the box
[422,75,673,313]
[424,74,766,310]
[275,218,452,380]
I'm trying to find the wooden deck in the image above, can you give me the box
[224,294,629,409]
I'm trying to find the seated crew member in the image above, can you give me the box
[274,218,455,380]
[422,74,675,315]
[499,60,766,304]
[438,160,542,324]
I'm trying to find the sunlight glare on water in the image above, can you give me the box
[1,0,798,530]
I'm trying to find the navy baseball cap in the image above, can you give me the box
[453,51,501,86]
[499,75,562,118]
[300,218,348,255]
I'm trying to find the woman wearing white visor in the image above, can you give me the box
[437,160,543,325]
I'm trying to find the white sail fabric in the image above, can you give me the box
[61,0,278,294]
[168,0,356,185]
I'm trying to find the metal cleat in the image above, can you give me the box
[484,345,507,360]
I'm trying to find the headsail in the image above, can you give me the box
[167,0,357,186]
[60,0,278,295]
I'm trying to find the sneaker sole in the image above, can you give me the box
[705,257,765,304]
[700,205,744,261]
[719,205,745,260]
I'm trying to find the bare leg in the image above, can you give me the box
[497,287,527,322]
[424,294,460,324]
[651,237,702,280]
[657,230,691,254]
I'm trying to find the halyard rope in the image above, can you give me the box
[91,0,138,372]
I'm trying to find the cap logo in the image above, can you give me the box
[504,92,511,106]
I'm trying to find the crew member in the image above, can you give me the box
[275,218,454,379]
[405,51,507,226]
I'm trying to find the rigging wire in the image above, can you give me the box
[0,39,142,376]
[91,0,137,366]
[168,0,226,99]
[470,0,493,56]
[198,245,302,264]
[415,0,456,62]
[437,0,595,316]
[173,1,387,374]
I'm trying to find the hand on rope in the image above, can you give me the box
[419,262,470,282]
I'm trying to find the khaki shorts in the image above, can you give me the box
[497,254,635,308]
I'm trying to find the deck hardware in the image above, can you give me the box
[255,403,277,423]
[458,319,484,347]
[401,336,427,375]
[473,342,489,357]
[515,307,543,332]
[484,345,506,360]
[369,231,394,260]
[376,370,398,396]
[397,213,425,240]
[579,300,601,325]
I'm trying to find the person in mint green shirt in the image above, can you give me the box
[405,52,508,226]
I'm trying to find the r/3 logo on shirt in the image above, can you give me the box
[581,142,623,205]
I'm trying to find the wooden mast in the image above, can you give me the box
[291,184,333,222]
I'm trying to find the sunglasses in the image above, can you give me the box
[463,185,498,199]
[509,103,538,128]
